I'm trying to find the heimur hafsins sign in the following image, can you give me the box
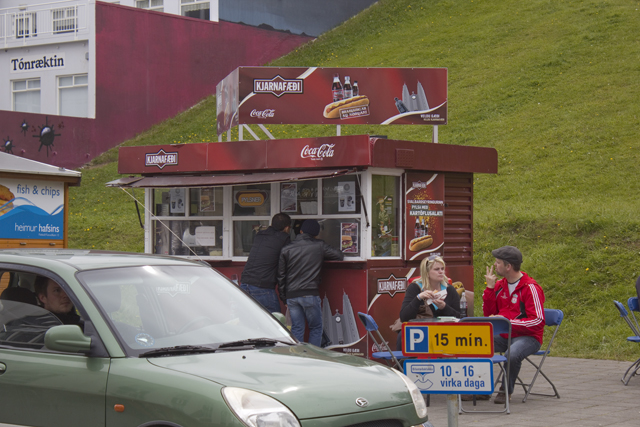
[216,67,448,135]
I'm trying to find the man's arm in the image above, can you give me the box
[482,265,498,316]
[277,252,288,303]
[510,284,545,336]
[322,242,344,261]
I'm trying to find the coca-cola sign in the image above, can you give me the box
[250,109,275,119]
[253,75,303,98]
[300,144,335,161]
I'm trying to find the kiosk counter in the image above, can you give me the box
[109,134,497,358]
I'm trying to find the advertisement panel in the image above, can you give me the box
[0,178,64,239]
[216,67,447,134]
[405,172,445,261]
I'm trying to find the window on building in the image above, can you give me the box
[52,7,78,34]
[136,0,164,12]
[13,79,41,113]
[58,74,88,118]
[14,13,37,39]
[181,0,210,20]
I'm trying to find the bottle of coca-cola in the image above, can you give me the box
[332,74,343,102]
[414,217,420,239]
[353,80,359,97]
[344,76,353,99]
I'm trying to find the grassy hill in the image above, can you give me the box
[70,0,640,360]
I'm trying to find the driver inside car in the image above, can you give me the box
[34,276,83,326]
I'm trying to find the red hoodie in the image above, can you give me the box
[482,272,545,344]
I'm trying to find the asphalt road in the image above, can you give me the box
[423,357,640,427]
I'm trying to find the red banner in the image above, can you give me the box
[216,67,447,134]
[405,172,445,261]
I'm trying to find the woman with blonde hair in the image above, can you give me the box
[396,255,461,349]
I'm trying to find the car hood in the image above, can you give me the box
[147,344,413,419]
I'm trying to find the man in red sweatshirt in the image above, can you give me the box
[482,246,545,404]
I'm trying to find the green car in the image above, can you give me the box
[0,250,428,427]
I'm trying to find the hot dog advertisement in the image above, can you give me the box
[216,67,447,135]
[0,178,64,239]
[405,172,444,261]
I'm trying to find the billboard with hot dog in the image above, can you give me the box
[405,172,445,261]
[216,67,447,135]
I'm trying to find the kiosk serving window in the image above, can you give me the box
[147,175,366,260]
[152,188,224,257]
[371,175,400,257]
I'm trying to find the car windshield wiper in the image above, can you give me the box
[139,345,218,358]
[216,338,293,350]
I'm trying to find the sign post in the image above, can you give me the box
[402,322,495,427]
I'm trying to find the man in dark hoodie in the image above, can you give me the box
[277,219,343,346]
[240,213,291,313]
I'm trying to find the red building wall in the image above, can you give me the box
[0,3,311,169]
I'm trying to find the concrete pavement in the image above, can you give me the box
[424,357,640,427]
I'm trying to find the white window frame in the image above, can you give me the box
[136,0,164,12]
[57,74,89,118]
[52,7,78,34]
[180,0,210,19]
[13,12,37,39]
[364,168,404,260]
[12,78,41,113]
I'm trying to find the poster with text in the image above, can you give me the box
[0,178,64,239]
[405,172,445,261]
[217,67,447,134]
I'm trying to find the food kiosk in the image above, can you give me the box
[108,67,498,358]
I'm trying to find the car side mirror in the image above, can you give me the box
[45,325,92,353]
[272,312,287,326]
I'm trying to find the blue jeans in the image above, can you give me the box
[287,295,323,347]
[240,283,282,314]
[494,335,541,395]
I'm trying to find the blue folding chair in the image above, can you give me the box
[357,312,408,371]
[613,300,640,385]
[458,316,512,414]
[515,308,564,402]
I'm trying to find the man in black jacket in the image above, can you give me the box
[277,219,343,346]
[240,213,291,313]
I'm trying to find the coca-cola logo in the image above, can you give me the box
[300,144,335,161]
[250,109,275,119]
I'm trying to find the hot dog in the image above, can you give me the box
[323,95,370,119]
[409,235,433,252]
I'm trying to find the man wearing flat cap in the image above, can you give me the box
[278,219,343,346]
[482,246,545,404]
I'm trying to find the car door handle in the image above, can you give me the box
[0,363,6,374]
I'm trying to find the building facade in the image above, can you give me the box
[0,0,311,169]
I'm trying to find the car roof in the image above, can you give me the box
[0,249,206,272]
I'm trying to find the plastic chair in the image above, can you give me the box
[458,316,512,414]
[357,312,408,371]
[613,300,640,385]
[514,308,564,402]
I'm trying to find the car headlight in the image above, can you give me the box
[391,368,428,419]
[222,387,301,427]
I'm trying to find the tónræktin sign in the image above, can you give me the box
[216,67,447,135]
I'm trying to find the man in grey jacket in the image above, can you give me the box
[278,219,343,346]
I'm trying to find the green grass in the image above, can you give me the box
[70,0,640,361]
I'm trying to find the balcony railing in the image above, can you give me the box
[1,1,89,48]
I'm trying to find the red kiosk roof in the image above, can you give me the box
[114,135,497,185]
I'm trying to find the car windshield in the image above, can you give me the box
[77,265,294,357]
